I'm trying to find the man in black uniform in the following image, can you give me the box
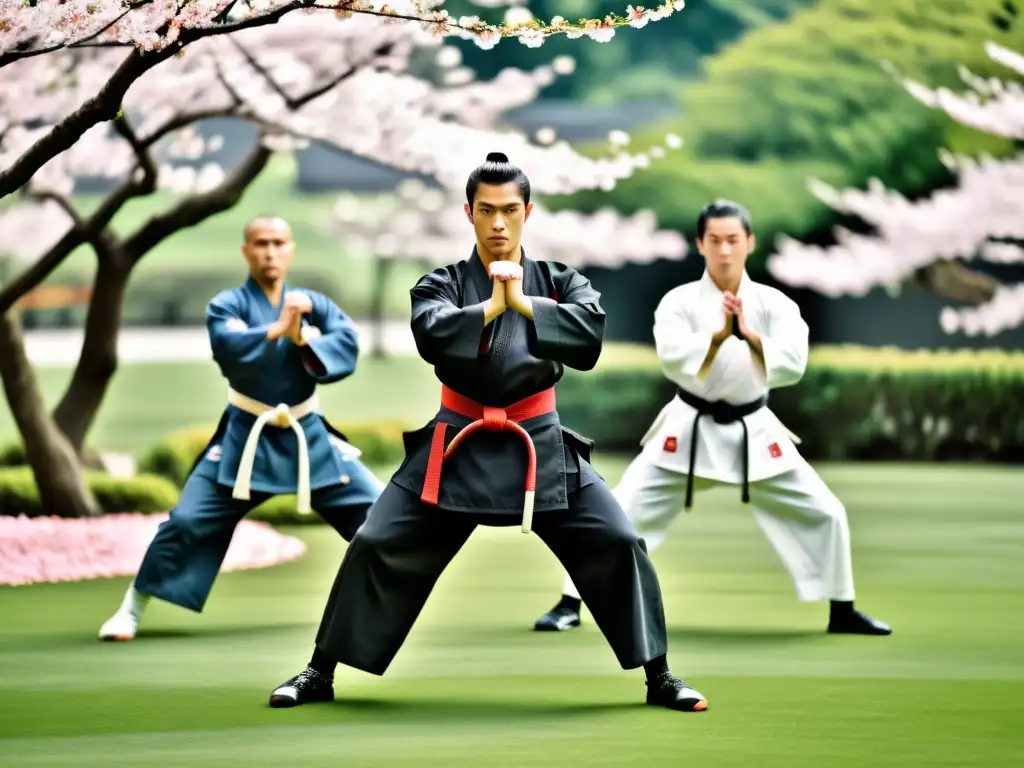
[267,152,707,713]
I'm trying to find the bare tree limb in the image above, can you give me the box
[0,230,92,314]
[293,42,394,105]
[112,111,159,183]
[140,106,246,145]
[26,190,85,229]
[229,38,295,108]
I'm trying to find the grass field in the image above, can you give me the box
[2,461,1023,765]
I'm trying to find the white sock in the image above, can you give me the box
[119,582,150,619]
[562,574,581,602]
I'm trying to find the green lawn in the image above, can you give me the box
[2,461,1023,766]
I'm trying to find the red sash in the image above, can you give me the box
[420,385,556,533]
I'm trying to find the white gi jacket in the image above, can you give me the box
[638,270,808,483]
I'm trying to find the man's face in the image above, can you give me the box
[242,218,294,282]
[696,216,754,281]
[464,181,532,260]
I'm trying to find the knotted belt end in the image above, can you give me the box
[420,422,448,507]
[231,399,312,515]
[521,490,535,534]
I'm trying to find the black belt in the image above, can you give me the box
[675,387,768,509]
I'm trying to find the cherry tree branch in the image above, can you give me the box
[112,110,159,185]
[0,110,190,312]
[768,40,1024,336]
[0,3,149,67]
[121,138,273,262]
[26,190,84,229]
[0,23,398,311]
[19,188,122,271]
[0,0,307,199]
[1,0,688,202]
[0,49,157,200]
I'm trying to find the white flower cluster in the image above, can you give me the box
[0,13,682,270]
[767,42,1024,337]
[0,0,686,59]
[327,178,687,267]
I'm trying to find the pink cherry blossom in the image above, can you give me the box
[767,41,1024,337]
[327,179,687,268]
[0,513,306,587]
[0,13,683,280]
[0,0,687,63]
[0,1,688,203]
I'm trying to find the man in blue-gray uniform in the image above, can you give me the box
[98,214,384,641]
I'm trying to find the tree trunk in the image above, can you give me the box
[369,254,390,359]
[0,310,100,518]
[916,259,1000,305]
[52,256,130,455]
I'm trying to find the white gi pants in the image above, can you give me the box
[563,453,856,603]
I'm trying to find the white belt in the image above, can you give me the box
[228,388,320,514]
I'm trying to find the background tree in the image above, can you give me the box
[767,41,1024,338]
[0,0,687,201]
[542,0,1024,298]
[0,11,682,516]
[443,0,814,103]
[323,176,687,354]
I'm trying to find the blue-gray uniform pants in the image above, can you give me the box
[134,461,382,613]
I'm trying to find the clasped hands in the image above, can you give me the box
[712,290,752,344]
[485,260,531,319]
[271,291,313,345]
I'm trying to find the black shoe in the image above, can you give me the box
[646,672,708,712]
[533,602,581,632]
[268,667,334,708]
[828,609,892,636]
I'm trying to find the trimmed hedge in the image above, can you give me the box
[248,495,335,526]
[135,346,1024,480]
[137,419,410,488]
[556,345,1024,461]
[0,467,180,517]
[0,442,24,467]
[4,345,1018,520]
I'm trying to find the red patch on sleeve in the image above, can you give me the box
[663,436,677,453]
[768,442,782,459]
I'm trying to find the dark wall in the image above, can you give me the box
[583,258,1024,350]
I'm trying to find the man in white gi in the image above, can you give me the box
[533,199,891,637]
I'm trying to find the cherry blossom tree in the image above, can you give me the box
[325,174,688,354]
[0,0,688,201]
[767,41,1024,338]
[0,11,685,516]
